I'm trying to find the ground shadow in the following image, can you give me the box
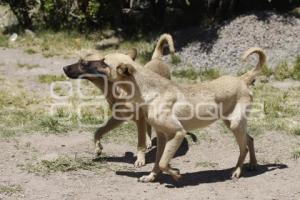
[116,163,288,188]
[94,137,190,164]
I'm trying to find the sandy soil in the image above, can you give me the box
[0,48,300,200]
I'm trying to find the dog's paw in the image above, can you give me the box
[134,158,145,167]
[169,168,181,181]
[231,167,242,179]
[94,148,102,157]
[94,141,103,157]
[138,174,156,183]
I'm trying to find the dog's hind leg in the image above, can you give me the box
[246,134,257,170]
[158,130,186,181]
[94,116,124,156]
[223,119,248,179]
[139,132,166,182]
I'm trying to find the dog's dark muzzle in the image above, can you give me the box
[63,64,81,79]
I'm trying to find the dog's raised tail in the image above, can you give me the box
[240,47,266,86]
[151,33,175,60]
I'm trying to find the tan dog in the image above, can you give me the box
[63,33,174,166]
[94,47,266,182]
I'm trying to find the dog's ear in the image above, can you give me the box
[127,48,137,60]
[116,63,136,76]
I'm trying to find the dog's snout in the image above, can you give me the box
[63,66,68,73]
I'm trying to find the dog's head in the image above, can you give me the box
[63,49,137,80]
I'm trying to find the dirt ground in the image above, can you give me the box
[0,48,300,200]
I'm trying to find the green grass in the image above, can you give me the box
[10,31,99,58]
[195,161,218,168]
[17,62,40,69]
[272,57,300,81]
[38,74,67,83]
[0,33,8,47]
[24,48,38,54]
[293,127,300,136]
[274,62,291,81]
[248,84,300,135]
[0,184,22,195]
[239,57,300,81]
[22,155,107,175]
[172,67,220,81]
[261,65,273,77]
[170,54,181,65]
[291,56,300,80]
[291,6,300,18]
[292,148,300,159]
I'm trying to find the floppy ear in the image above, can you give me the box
[127,48,137,60]
[116,63,136,76]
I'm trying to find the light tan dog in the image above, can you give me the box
[94,47,266,182]
[63,33,175,166]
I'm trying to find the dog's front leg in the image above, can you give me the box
[138,132,166,182]
[94,116,124,156]
[146,123,152,149]
[135,116,147,167]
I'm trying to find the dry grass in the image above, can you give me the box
[22,155,107,175]
[0,184,22,196]
[172,67,220,81]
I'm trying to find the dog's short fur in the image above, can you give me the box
[94,47,266,182]
[63,33,174,166]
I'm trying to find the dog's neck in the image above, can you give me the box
[129,68,173,104]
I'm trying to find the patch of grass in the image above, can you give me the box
[293,127,300,136]
[24,48,38,54]
[139,49,153,64]
[199,68,220,81]
[7,31,100,58]
[172,67,198,80]
[248,84,300,134]
[23,155,106,175]
[170,54,181,65]
[172,67,220,81]
[291,6,300,18]
[0,33,8,47]
[292,148,300,159]
[274,62,291,81]
[17,62,40,69]
[195,161,218,168]
[38,116,72,133]
[261,65,273,77]
[38,74,67,83]
[102,121,137,145]
[291,56,300,80]
[0,184,22,195]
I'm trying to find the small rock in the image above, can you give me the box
[95,37,120,50]
[9,33,17,42]
[0,4,18,31]
[25,29,35,38]
[102,29,116,38]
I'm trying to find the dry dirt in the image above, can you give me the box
[0,48,300,200]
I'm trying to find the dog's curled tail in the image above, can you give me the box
[151,33,175,60]
[240,47,266,86]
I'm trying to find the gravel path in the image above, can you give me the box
[174,11,300,72]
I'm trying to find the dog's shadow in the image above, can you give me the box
[95,137,190,164]
[115,163,288,188]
